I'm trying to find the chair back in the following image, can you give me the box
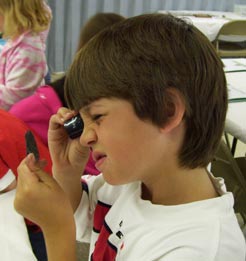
[214,20,246,57]
[211,140,246,225]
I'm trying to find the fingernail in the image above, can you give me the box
[26,153,35,162]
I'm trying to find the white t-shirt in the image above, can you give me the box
[0,169,15,192]
[74,173,246,261]
[0,189,37,261]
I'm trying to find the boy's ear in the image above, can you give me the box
[161,88,186,133]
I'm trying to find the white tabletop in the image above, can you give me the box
[225,71,246,144]
[158,10,246,41]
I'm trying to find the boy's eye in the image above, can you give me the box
[92,114,103,121]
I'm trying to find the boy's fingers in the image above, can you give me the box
[37,159,47,169]
[32,167,54,185]
[18,154,53,186]
[17,156,40,185]
[25,154,47,172]
[57,107,76,120]
[49,107,76,130]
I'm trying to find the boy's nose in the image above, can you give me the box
[79,127,97,147]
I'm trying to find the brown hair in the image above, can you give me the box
[65,13,227,169]
[77,12,125,51]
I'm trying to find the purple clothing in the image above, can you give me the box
[9,86,99,175]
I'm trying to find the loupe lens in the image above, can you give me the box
[63,114,84,139]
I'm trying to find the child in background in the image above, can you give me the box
[9,12,125,176]
[76,12,127,51]
[14,14,246,260]
[0,0,52,111]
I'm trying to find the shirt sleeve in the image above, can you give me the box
[74,174,105,242]
[0,169,16,192]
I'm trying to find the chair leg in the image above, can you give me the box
[231,137,238,156]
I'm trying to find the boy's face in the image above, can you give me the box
[79,98,166,185]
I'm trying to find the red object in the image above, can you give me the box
[0,109,52,179]
[0,109,52,230]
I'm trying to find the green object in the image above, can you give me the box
[229,98,246,103]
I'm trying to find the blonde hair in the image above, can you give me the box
[0,0,52,38]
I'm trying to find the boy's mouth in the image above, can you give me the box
[92,151,107,171]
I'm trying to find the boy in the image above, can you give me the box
[14,14,246,260]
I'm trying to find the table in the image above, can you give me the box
[158,10,246,41]
[224,71,246,148]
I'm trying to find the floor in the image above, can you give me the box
[76,242,89,260]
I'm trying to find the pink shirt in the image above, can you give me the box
[10,85,62,146]
[0,30,48,110]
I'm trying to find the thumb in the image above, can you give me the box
[26,154,53,184]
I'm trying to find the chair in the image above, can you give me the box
[213,20,246,57]
[211,140,246,225]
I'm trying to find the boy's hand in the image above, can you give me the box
[14,154,75,231]
[14,153,77,261]
[48,107,89,177]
